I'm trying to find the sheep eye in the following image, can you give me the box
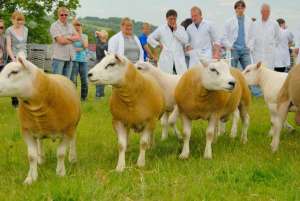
[105,63,115,69]
[245,70,250,73]
[137,67,142,70]
[8,70,19,78]
[210,68,219,75]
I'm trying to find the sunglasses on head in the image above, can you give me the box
[60,14,68,17]
[74,23,81,26]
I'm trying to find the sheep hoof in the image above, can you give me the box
[241,138,248,144]
[204,149,212,159]
[56,167,66,177]
[23,176,34,185]
[286,127,295,133]
[37,157,44,165]
[161,135,167,141]
[137,159,145,168]
[179,152,189,160]
[229,133,237,139]
[115,165,125,172]
[68,156,77,164]
[270,141,279,153]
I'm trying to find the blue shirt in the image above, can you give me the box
[139,33,148,61]
[73,34,88,62]
[233,16,246,50]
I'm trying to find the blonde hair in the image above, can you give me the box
[121,17,133,26]
[57,6,69,16]
[11,11,25,21]
[99,30,109,39]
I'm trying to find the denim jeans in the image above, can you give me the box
[96,85,105,97]
[231,48,262,97]
[71,61,88,100]
[52,59,72,79]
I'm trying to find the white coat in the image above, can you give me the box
[248,18,280,69]
[148,24,188,74]
[108,31,144,62]
[275,28,294,67]
[186,20,219,67]
[222,15,253,49]
[296,26,300,64]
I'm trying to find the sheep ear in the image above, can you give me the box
[115,54,122,63]
[199,58,209,68]
[17,52,27,69]
[256,61,262,69]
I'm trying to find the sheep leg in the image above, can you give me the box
[230,109,240,138]
[161,112,169,141]
[271,101,289,152]
[239,105,249,144]
[204,115,218,159]
[168,105,182,139]
[216,121,226,137]
[23,133,38,185]
[268,103,277,137]
[37,139,44,165]
[114,121,128,172]
[179,114,192,159]
[137,127,151,168]
[68,134,77,163]
[56,135,70,177]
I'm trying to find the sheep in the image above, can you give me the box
[0,55,81,184]
[135,61,181,140]
[271,64,300,152]
[242,62,294,136]
[174,59,251,159]
[88,53,165,172]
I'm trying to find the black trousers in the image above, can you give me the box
[274,67,286,72]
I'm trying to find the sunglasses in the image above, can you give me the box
[60,14,68,17]
[0,27,4,29]
[74,24,81,26]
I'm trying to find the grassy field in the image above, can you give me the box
[0,86,300,201]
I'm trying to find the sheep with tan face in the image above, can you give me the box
[0,54,81,184]
[175,59,251,159]
[88,53,165,171]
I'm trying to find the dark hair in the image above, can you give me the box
[277,18,285,26]
[166,9,177,18]
[181,18,192,30]
[234,0,246,9]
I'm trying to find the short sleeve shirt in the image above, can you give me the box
[73,34,88,62]
[50,20,76,61]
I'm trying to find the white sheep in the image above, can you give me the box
[0,55,81,184]
[135,61,181,140]
[242,62,294,136]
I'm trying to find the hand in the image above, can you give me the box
[171,23,177,31]
[159,43,163,50]
[152,55,158,63]
[295,48,299,55]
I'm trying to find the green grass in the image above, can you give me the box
[0,85,300,201]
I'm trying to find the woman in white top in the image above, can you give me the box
[274,18,294,72]
[108,17,143,63]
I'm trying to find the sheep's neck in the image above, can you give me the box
[113,64,144,107]
[19,71,52,116]
[257,68,273,94]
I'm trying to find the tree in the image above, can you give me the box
[0,0,80,44]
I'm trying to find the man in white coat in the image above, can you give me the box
[222,0,253,69]
[186,6,220,68]
[147,9,188,74]
[274,18,294,72]
[248,3,280,69]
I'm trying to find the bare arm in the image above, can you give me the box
[6,35,15,61]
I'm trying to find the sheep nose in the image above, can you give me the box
[88,73,93,78]
[228,81,236,88]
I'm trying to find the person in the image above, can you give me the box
[139,23,157,63]
[248,3,280,69]
[148,9,188,74]
[186,6,220,67]
[95,30,108,99]
[6,11,28,107]
[222,0,253,69]
[274,18,294,72]
[295,25,300,65]
[181,18,193,67]
[0,19,7,72]
[71,19,89,101]
[50,7,79,79]
[108,17,143,63]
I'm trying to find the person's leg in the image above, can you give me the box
[96,85,105,98]
[231,49,239,68]
[79,62,88,101]
[52,59,64,75]
[62,61,73,79]
[71,62,79,87]
[172,63,177,75]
